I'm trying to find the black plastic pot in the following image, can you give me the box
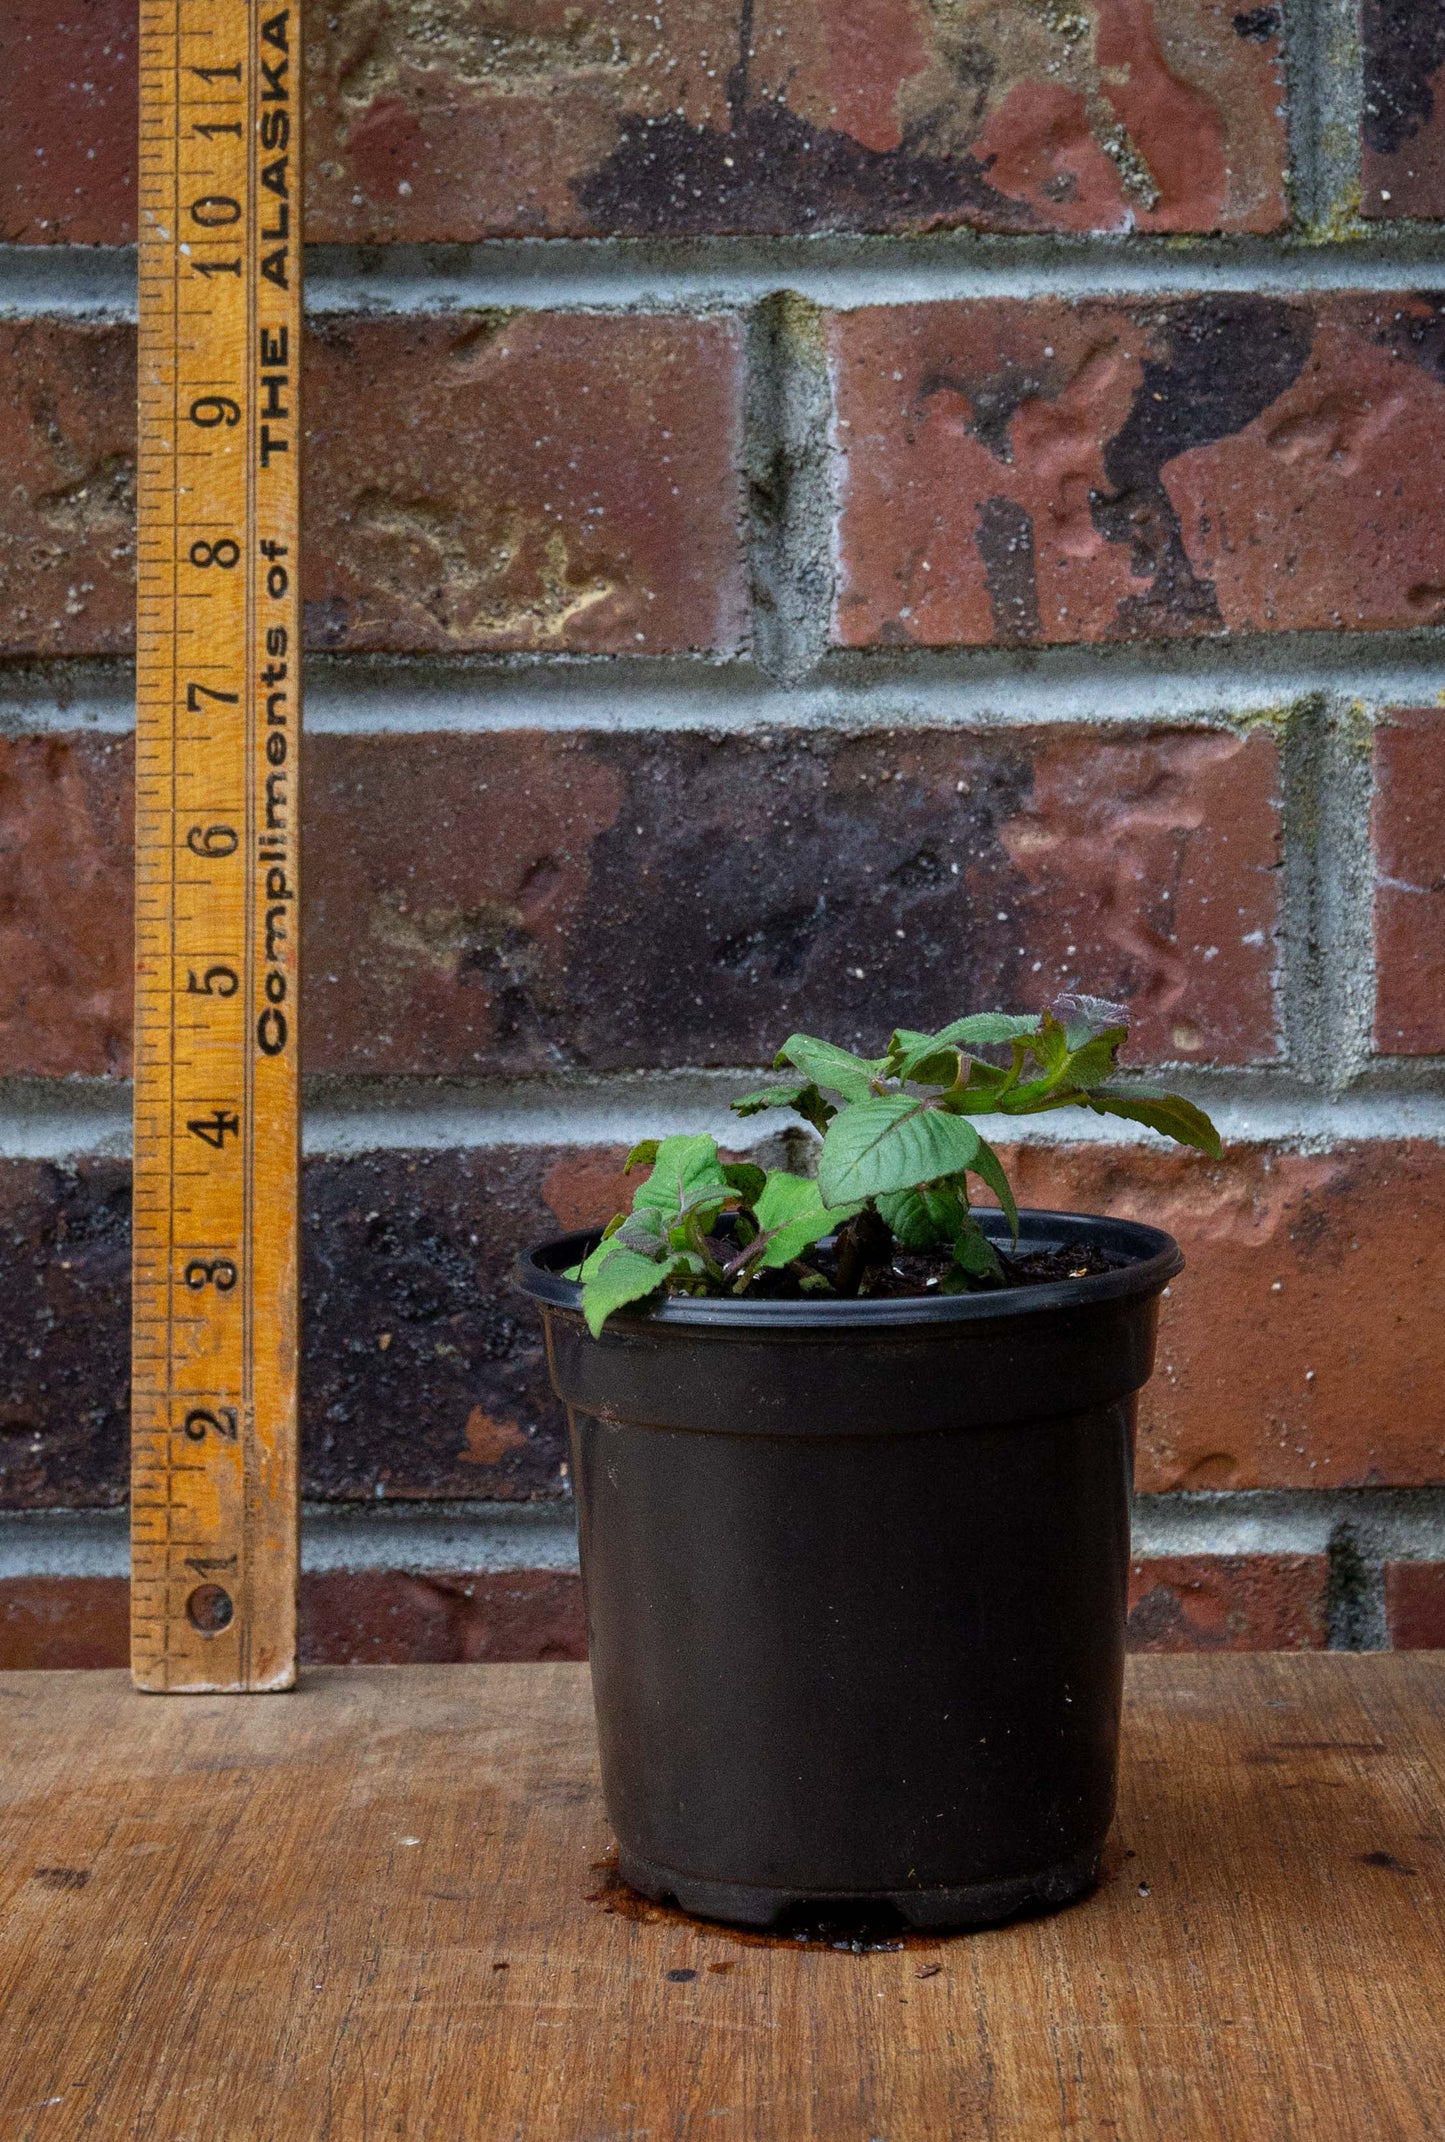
[520,1207,1181,1930]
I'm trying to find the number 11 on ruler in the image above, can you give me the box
[131,0,302,1692]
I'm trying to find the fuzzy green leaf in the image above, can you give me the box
[775,1034,884,1102]
[722,1161,767,1208]
[631,1134,730,1220]
[931,1013,1045,1048]
[579,1246,675,1336]
[730,1081,836,1134]
[1084,1089,1223,1158]
[750,1171,862,1268]
[1058,1029,1127,1091]
[967,1136,1019,1238]
[1055,993,1128,1048]
[876,1182,967,1249]
[818,1096,981,1204]
[952,1216,1004,1281]
[624,1139,660,1172]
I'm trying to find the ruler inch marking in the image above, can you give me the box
[133,0,301,1694]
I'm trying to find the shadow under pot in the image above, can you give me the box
[519,1207,1181,1932]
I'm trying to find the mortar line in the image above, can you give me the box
[7,1069,1445,1160]
[6,1490,1445,1581]
[11,229,1445,320]
[4,639,1445,739]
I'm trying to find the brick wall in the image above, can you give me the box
[5,0,1445,1666]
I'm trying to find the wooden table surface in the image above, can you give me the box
[2,1657,1444,2140]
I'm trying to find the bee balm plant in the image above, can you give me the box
[521,999,1218,1934]
[574,998,1217,1332]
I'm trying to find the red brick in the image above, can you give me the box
[0,1147,601,1508]
[299,1570,584,1664]
[1127,1555,1328,1651]
[1384,1563,1445,1649]
[832,295,1445,648]
[0,1571,586,1668]
[9,1137,1445,1505]
[0,2,137,243]
[991,1141,1445,1493]
[0,317,745,659]
[8,726,1275,1081]
[303,314,745,656]
[1373,709,1445,1055]
[0,737,133,1079]
[1361,4,1445,219]
[303,725,1280,1074]
[0,1578,128,1670]
[0,323,136,656]
[4,0,1285,245]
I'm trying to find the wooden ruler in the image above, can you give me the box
[132,0,302,1691]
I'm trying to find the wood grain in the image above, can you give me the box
[1,1657,1443,2138]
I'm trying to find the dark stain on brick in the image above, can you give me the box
[1091,298,1313,635]
[301,1151,564,1501]
[569,733,1038,1066]
[976,496,1040,645]
[1232,8,1282,41]
[1363,1,1445,156]
[0,1163,130,1508]
[921,356,1051,465]
[570,0,1035,238]
[1375,292,1445,385]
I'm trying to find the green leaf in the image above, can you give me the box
[750,1171,862,1268]
[611,1207,667,1254]
[775,1034,884,1103]
[876,1181,967,1249]
[1058,1029,1127,1091]
[624,1139,660,1172]
[952,1216,1003,1281]
[631,1134,730,1220]
[1054,993,1128,1048]
[818,1096,981,1204]
[730,1081,836,1134]
[579,1246,676,1336]
[722,1161,767,1208]
[1084,1089,1223,1159]
[967,1136,1019,1238]
[930,1013,1044,1048]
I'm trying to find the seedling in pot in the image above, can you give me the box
[572,996,1220,1332]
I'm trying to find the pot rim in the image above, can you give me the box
[518,1206,1183,1333]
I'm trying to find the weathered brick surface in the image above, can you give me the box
[1373,709,1445,1055]
[832,294,1445,647]
[0,1578,129,1671]
[1384,1562,1445,1648]
[0,1556,1346,1668]
[1361,1,1445,219]
[307,724,1279,1072]
[3,0,1286,245]
[0,737,133,1079]
[0,1570,585,1668]
[0,1,137,243]
[8,725,1276,1082]
[0,1149,573,1508]
[0,324,137,657]
[0,1162,132,1510]
[303,314,745,656]
[299,1570,585,1664]
[993,1141,1445,1494]
[1126,1555,1329,1650]
[0,317,745,658]
[10,1137,1445,1506]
